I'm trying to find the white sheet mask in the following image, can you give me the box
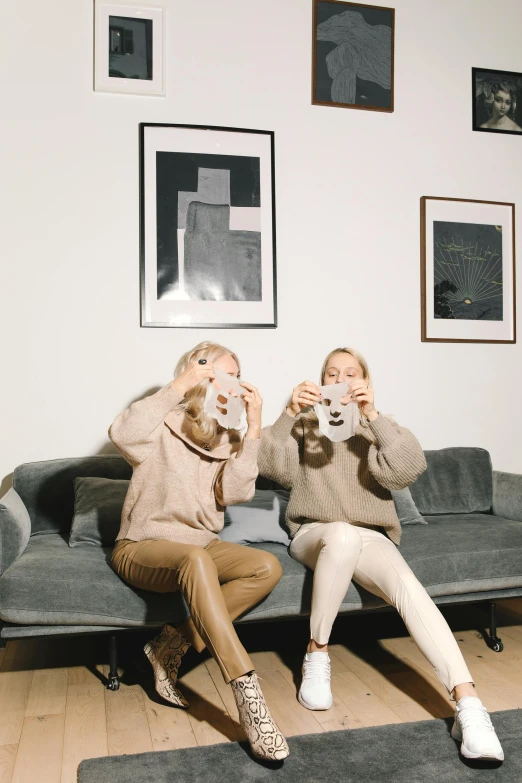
[204,369,246,430]
[314,382,361,443]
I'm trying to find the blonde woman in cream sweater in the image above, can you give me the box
[109,341,289,761]
[259,347,503,762]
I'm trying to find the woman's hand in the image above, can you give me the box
[286,381,322,418]
[348,380,378,420]
[171,361,215,397]
[240,382,263,439]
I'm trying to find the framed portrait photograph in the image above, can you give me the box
[472,68,522,135]
[94,3,165,96]
[312,0,395,112]
[421,197,516,344]
[140,123,277,328]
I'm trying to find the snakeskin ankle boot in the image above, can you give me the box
[144,624,190,708]
[231,672,289,761]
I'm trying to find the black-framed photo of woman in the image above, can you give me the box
[473,68,522,135]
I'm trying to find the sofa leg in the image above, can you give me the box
[484,601,504,653]
[106,635,121,690]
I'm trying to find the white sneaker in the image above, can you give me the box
[298,651,333,710]
[451,696,504,761]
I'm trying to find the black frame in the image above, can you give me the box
[139,122,278,329]
[472,67,522,136]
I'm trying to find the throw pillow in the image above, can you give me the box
[220,489,291,546]
[69,477,129,547]
[390,487,427,526]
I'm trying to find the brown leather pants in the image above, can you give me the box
[111,538,282,683]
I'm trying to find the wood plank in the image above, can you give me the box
[60,684,108,783]
[250,670,323,737]
[105,685,152,756]
[185,687,241,746]
[204,659,244,732]
[333,670,403,727]
[0,672,33,746]
[25,669,68,718]
[144,699,198,751]
[67,667,106,687]
[0,745,17,783]
[11,715,64,783]
[178,660,215,695]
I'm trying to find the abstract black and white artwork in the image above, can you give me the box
[421,197,515,344]
[312,0,394,112]
[141,124,277,328]
[95,4,165,96]
[473,68,522,135]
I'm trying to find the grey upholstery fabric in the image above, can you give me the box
[13,456,132,536]
[390,487,427,526]
[220,489,291,545]
[70,478,129,547]
[0,534,187,627]
[409,447,492,516]
[236,514,522,622]
[492,470,522,523]
[0,488,31,576]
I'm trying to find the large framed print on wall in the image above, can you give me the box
[140,123,277,328]
[421,197,516,344]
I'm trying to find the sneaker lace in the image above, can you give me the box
[459,705,495,732]
[303,659,331,680]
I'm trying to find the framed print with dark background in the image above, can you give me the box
[472,68,522,135]
[140,123,277,328]
[421,197,516,344]
[94,3,165,96]
[312,0,395,112]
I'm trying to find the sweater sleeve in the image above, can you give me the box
[109,384,184,467]
[258,411,301,489]
[366,415,427,490]
[215,438,260,506]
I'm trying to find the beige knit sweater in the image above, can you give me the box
[259,411,427,545]
[109,383,259,547]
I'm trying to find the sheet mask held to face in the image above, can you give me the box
[204,369,246,430]
[314,382,360,443]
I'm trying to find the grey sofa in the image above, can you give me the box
[1,447,522,690]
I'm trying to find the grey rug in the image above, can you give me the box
[78,709,521,783]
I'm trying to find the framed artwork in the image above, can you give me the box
[312,0,394,112]
[140,123,277,328]
[94,3,165,96]
[473,68,522,135]
[420,197,516,344]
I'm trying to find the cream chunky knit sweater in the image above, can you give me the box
[259,411,427,545]
[109,383,259,547]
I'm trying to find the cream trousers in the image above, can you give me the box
[290,521,473,695]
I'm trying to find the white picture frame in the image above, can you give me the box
[94,3,165,96]
[421,196,516,344]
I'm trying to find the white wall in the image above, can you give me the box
[2,0,522,493]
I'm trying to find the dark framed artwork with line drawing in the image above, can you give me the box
[420,197,516,344]
[312,0,395,112]
[140,123,277,328]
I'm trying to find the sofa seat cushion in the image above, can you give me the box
[0,534,187,627]
[239,515,522,621]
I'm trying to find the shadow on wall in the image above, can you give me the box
[0,386,162,499]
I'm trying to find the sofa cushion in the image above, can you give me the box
[0,488,31,576]
[13,456,132,536]
[390,488,426,526]
[220,489,291,545]
[0,534,186,627]
[409,448,492,516]
[70,478,128,547]
[237,514,522,622]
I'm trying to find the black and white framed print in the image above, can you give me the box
[421,197,516,344]
[94,3,165,96]
[473,68,522,135]
[140,124,277,328]
[312,0,394,112]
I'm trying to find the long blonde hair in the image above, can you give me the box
[319,346,372,424]
[174,341,241,444]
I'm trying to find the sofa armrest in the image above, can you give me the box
[0,488,31,575]
[492,470,522,522]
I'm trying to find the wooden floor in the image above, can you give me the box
[1,598,522,783]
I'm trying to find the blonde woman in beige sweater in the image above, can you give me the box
[259,347,503,762]
[109,341,289,761]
